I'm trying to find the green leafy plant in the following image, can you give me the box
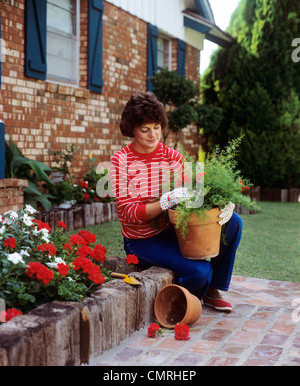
[49,180,76,206]
[48,144,78,206]
[48,144,77,178]
[169,137,258,238]
[73,155,114,204]
[5,137,54,210]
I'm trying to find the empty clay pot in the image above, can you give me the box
[154,284,202,329]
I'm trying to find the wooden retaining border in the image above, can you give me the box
[0,256,174,366]
[36,202,118,232]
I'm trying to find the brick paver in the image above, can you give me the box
[88,276,300,366]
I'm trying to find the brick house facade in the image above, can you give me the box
[0,0,232,182]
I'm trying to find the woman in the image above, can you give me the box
[110,92,243,312]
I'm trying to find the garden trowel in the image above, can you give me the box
[110,272,142,285]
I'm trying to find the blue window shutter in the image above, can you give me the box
[88,0,104,93]
[25,0,47,80]
[177,39,186,76]
[147,24,158,91]
[0,17,2,86]
[0,122,5,179]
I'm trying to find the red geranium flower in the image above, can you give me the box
[32,219,51,232]
[56,263,69,277]
[83,193,90,202]
[76,245,95,259]
[69,234,85,246]
[5,308,23,322]
[174,323,190,340]
[4,237,17,249]
[25,262,54,285]
[72,257,105,285]
[78,230,96,245]
[147,323,160,338]
[126,254,139,265]
[80,181,89,189]
[93,244,107,262]
[37,243,57,256]
[63,243,73,251]
[57,221,66,229]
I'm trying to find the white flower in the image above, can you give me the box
[0,226,5,235]
[37,228,50,242]
[46,257,67,269]
[46,262,57,268]
[24,205,37,215]
[22,213,33,227]
[20,250,30,257]
[4,210,18,219]
[54,257,67,265]
[7,252,25,265]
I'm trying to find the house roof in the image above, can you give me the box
[184,0,235,48]
[105,0,234,48]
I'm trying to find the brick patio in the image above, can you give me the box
[88,276,300,366]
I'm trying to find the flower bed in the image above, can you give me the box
[0,205,174,365]
[0,262,174,366]
[0,206,115,315]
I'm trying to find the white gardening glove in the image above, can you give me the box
[160,187,194,211]
[219,202,235,226]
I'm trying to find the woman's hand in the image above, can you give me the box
[160,187,194,211]
[219,202,235,226]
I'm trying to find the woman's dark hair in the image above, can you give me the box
[120,92,168,138]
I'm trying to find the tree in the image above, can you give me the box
[151,69,198,144]
[201,0,300,188]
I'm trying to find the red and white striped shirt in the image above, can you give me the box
[110,142,183,239]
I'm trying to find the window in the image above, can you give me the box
[46,0,79,85]
[25,0,103,93]
[157,35,171,72]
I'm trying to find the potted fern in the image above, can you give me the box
[167,137,257,260]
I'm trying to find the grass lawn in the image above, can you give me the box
[234,201,300,283]
[67,201,300,283]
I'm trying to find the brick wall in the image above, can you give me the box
[1,0,201,182]
[0,179,28,214]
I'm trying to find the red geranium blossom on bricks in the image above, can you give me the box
[37,243,57,256]
[125,254,139,265]
[25,262,54,285]
[147,323,161,338]
[174,323,190,340]
[4,237,17,249]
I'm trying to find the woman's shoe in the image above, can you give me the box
[203,295,232,312]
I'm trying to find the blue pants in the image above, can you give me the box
[124,212,243,299]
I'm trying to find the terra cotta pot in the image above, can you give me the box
[154,284,202,329]
[168,207,222,260]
